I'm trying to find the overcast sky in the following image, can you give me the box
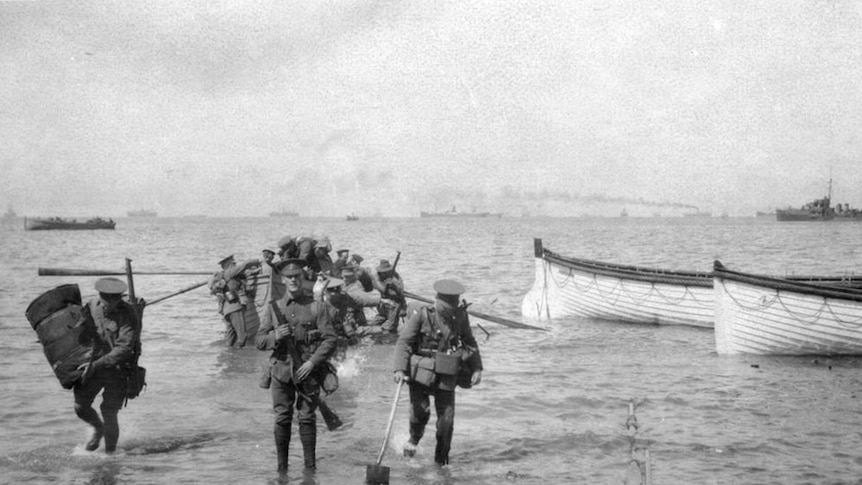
[2,1,861,217]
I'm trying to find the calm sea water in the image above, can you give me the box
[1,216,862,485]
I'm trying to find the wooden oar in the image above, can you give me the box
[403,290,546,331]
[39,268,212,276]
[146,280,210,306]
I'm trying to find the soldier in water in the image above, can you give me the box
[74,277,142,453]
[392,279,483,466]
[208,255,259,348]
[256,259,338,474]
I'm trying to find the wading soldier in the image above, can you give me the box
[208,255,259,348]
[392,279,483,465]
[256,259,338,474]
[74,277,141,453]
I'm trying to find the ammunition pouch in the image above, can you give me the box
[409,354,437,388]
[434,352,460,376]
[224,290,239,304]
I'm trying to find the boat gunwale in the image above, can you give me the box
[541,248,713,287]
[713,261,862,303]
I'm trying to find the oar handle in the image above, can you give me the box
[402,291,546,331]
[147,280,210,306]
[376,377,404,466]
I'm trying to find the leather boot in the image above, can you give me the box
[274,425,291,473]
[404,422,424,457]
[85,426,103,452]
[299,423,316,470]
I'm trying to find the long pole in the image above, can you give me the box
[403,290,546,331]
[146,280,210,306]
[39,268,212,276]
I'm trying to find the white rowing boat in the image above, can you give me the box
[521,239,714,327]
[713,261,862,355]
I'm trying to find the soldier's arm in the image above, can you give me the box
[393,307,422,373]
[346,284,382,307]
[461,316,483,370]
[307,303,338,366]
[256,304,278,351]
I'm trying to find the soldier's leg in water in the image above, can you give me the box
[433,389,456,465]
[296,388,318,470]
[405,383,432,456]
[272,378,295,473]
[223,315,238,347]
[230,310,247,347]
[74,376,104,451]
[100,371,127,453]
[228,310,248,348]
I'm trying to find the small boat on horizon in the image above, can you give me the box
[269,208,299,217]
[128,209,157,217]
[419,205,502,218]
[25,216,116,231]
[346,213,359,221]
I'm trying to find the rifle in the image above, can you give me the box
[269,302,343,431]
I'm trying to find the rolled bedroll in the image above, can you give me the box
[25,284,94,389]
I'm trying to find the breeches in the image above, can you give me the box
[74,368,126,413]
[224,310,247,346]
[408,384,455,445]
[271,377,318,428]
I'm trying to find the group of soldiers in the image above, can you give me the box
[207,234,407,350]
[67,233,484,478]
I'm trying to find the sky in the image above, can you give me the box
[2,0,861,217]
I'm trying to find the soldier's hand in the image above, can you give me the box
[471,369,482,386]
[275,325,292,340]
[77,362,94,385]
[394,370,408,384]
[295,361,315,381]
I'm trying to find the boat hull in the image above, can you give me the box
[521,239,713,327]
[25,218,116,230]
[714,263,862,355]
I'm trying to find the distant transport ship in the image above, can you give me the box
[269,208,299,217]
[127,209,157,217]
[776,179,862,221]
[25,216,116,231]
[419,206,503,218]
[682,210,712,218]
